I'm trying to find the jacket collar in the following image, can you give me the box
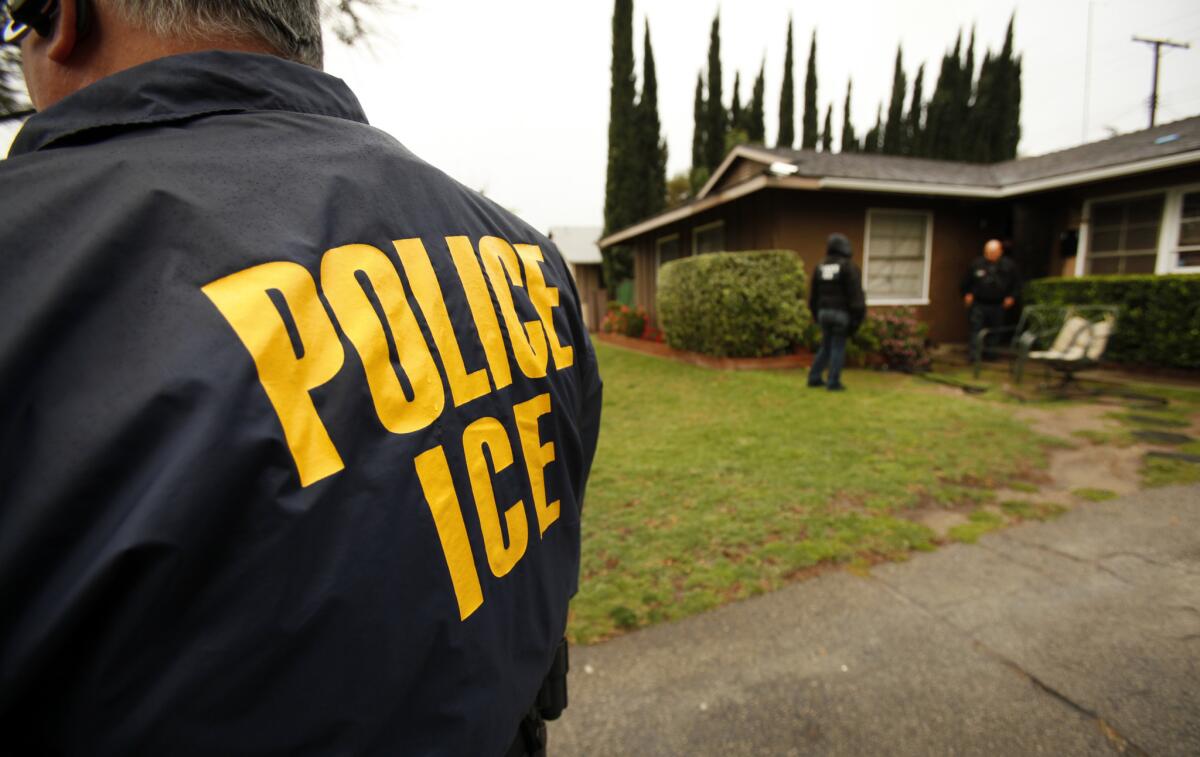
[10,50,368,156]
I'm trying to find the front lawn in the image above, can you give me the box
[570,343,1054,643]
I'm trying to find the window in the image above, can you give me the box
[1173,190,1200,269]
[693,221,725,255]
[864,209,932,304]
[656,234,682,269]
[1085,194,1163,274]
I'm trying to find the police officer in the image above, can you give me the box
[0,1,601,754]
[807,233,866,391]
[961,239,1021,362]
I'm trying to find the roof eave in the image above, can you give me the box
[599,148,1200,248]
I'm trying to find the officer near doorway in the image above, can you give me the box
[961,239,1021,362]
[0,0,601,754]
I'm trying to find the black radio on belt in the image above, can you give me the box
[3,0,91,44]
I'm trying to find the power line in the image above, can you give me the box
[1131,36,1190,127]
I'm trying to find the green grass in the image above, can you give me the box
[1000,499,1068,521]
[1072,488,1118,502]
[1071,429,1136,448]
[1005,480,1040,494]
[1141,455,1200,488]
[947,509,1006,544]
[570,343,1053,643]
[1109,411,1192,429]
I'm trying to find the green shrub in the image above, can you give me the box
[656,250,811,358]
[1024,274,1200,369]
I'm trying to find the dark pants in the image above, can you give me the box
[809,309,850,388]
[968,303,1006,362]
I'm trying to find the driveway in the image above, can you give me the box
[550,484,1200,756]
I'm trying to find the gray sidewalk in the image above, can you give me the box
[551,485,1200,756]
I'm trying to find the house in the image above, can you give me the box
[598,116,1200,343]
[547,226,605,331]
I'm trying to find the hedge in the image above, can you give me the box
[1024,274,1200,369]
[656,250,811,358]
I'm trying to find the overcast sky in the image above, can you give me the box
[5,0,1199,233]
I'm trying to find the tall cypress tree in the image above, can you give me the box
[905,63,925,157]
[997,15,1022,160]
[602,0,637,287]
[729,71,744,131]
[953,29,976,160]
[703,13,727,172]
[821,104,833,152]
[922,33,961,159]
[966,52,996,162]
[777,19,795,149]
[801,30,819,149]
[691,74,708,193]
[637,20,667,217]
[881,46,907,155]
[747,62,766,144]
[863,105,883,154]
[840,79,858,153]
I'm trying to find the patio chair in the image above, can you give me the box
[971,304,1063,379]
[1013,306,1119,391]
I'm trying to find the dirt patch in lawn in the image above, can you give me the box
[909,402,1159,538]
[1012,403,1115,440]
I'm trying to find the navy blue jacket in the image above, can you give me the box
[0,51,601,756]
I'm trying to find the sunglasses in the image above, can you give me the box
[3,0,58,45]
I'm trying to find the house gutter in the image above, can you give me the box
[598,148,1200,249]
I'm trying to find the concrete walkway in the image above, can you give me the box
[550,485,1200,756]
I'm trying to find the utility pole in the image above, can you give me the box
[1132,36,1189,128]
[1083,1,1095,142]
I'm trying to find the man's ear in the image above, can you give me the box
[47,0,81,63]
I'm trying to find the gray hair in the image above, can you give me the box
[105,0,324,68]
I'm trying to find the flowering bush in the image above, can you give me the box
[601,302,649,338]
[854,307,932,371]
[641,322,665,342]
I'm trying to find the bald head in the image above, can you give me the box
[983,239,1004,263]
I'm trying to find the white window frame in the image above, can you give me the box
[692,220,725,256]
[1077,183,1200,276]
[862,208,934,306]
[1160,182,1200,274]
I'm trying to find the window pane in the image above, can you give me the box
[1123,254,1157,274]
[867,212,927,300]
[1090,228,1121,252]
[1091,201,1123,227]
[695,224,724,254]
[1087,195,1163,268]
[1127,195,1164,223]
[1183,192,1200,219]
[1124,223,1160,251]
[1179,220,1200,247]
[657,237,681,266]
[1179,250,1200,268]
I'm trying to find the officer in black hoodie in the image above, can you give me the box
[807,233,867,391]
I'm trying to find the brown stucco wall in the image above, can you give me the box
[626,189,1000,343]
[570,263,605,332]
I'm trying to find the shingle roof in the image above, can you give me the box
[548,226,603,265]
[747,115,1200,189]
[601,115,1200,248]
